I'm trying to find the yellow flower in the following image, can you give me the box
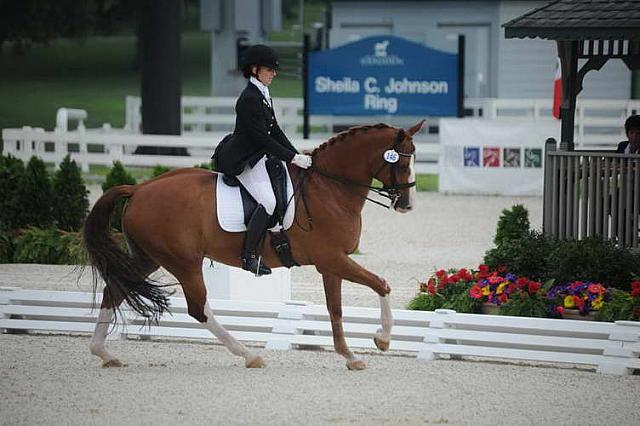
[482,287,491,296]
[592,298,604,310]
[564,295,575,308]
[496,283,508,294]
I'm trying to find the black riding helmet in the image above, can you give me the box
[241,44,279,78]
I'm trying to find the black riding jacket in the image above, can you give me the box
[215,83,298,176]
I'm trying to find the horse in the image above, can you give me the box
[83,120,424,370]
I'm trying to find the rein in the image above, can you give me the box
[294,129,415,231]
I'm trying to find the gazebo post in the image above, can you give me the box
[557,40,579,151]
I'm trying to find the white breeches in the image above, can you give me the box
[236,155,277,215]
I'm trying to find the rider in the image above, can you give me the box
[217,44,312,276]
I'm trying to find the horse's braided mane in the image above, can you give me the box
[311,123,393,156]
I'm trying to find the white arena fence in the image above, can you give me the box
[0,126,438,174]
[2,97,638,175]
[1,288,638,375]
[127,96,640,148]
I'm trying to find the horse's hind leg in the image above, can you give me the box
[322,273,366,370]
[173,263,265,368]
[89,240,159,368]
[90,288,126,367]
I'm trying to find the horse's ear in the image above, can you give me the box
[406,120,426,136]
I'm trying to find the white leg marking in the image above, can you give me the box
[203,304,255,360]
[89,308,119,364]
[377,295,393,341]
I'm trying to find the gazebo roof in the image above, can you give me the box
[504,0,640,40]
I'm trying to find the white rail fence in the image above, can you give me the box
[127,96,640,148]
[2,97,638,175]
[1,288,638,375]
[0,126,438,174]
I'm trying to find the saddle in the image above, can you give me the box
[215,157,298,267]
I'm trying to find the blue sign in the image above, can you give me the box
[308,35,458,116]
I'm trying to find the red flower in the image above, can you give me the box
[631,281,640,298]
[497,293,508,304]
[470,285,483,299]
[527,281,541,294]
[497,265,507,273]
[573,296,585,309]
[436,269,446,278]
[427,281,436,295]
[477,265,491,279]
[556,306,565,315]
[516,277,528,289]
[588,283,605,295]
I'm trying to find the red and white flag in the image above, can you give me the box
[552,57,562,119]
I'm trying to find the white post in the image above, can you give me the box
[417,308,456,361]
[77,123,89,172]
[265,302,305,350]
[597,320,640,375]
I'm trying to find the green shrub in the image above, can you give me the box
[484,230,556,281]
[407,268,479,313]
[493,204,530,247]
[596,289,636,322]
[195,161,213,170]
[547,237,639,291]
[498,291,551,318]
[0,231,15,262]
[17,156,54,228]
[407,293,443,311]
[52,155,89,231]
[0,155,25,231]
[13,228,84,264]
[101,161,136,231]
[151,165,171,178]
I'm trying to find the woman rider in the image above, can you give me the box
[214,44,312,276]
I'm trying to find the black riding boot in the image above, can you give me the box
[241,205,272,276]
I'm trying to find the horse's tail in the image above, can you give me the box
[83,185,170,322]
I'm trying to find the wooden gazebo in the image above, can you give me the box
[503,0,640,247]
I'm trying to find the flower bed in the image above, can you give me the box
[408,266,640,322]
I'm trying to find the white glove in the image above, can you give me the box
[292,154,312,169]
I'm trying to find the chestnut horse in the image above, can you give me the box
[84,120,423,370]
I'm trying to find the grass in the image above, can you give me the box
[0,2,332,131]
[0,32,303,131]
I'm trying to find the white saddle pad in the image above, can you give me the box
[215,168,295,233]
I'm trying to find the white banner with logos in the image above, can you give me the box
[438,118,560,196]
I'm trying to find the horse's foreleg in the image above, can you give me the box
[318,255,394,354]
[178,266,265,368]
[90,288,126,367]
[322,273,366,370]
[374,295,393,351]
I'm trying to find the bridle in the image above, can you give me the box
[300,129,416,211]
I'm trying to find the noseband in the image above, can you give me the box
[306,129,416,210]
[372,129,416,209]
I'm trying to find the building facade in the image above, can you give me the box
[328,1,631,100]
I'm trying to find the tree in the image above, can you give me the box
[52,155,90,231]
[17,156,54,228]
[0,154,25,230]
[102,161,136,231]
[0,0,137,55]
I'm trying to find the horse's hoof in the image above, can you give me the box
[374,336,390,352]
[346,359,367,370]
[101,359,126,368]
[245,355,266,368]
